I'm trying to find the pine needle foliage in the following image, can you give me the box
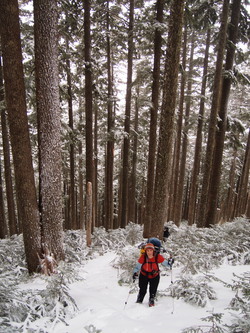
[169,275,217,307]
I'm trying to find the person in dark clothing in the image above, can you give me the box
[132,243,172,307]
[163,226,170,241]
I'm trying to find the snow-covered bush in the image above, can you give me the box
[169,275,217,307]
[112,246,139,284]
[182,311,225,333]
[64,230,88,263]
[225,272,250,333]
[84,324,102,333]
[165,218,250,275]
[0,232,88,332]
[91,222,143,254]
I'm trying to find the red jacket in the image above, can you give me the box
[138,254,166,278]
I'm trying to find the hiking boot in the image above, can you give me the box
[136,296,143,303]
[149,298,155,307]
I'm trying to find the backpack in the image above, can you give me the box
[148,237,162,254]
[137,237,163,254]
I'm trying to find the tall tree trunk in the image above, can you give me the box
[0,60,6,239]
[150,0,185,238]
[197,0,230,228]
[174,31,195,226]
[66,38,77,230]
[86,182,92,246]
[234,129,250,217]
[188,28,211,226]
[84,0,94,224]
[143,0,164,238]
[93,99,98,229]
[128,87,139,223]
[246,192,250,218]
[120,0,134,228]
[0,156,7,238]
[104,0,114,230]
[0,109,17,236]
[219,148,237,222]
[63,178,70,230]
[0,58,18,235]
[171,25,188,224]
[206,0,241,226]
[34,0,64,260]
[78,110,84,229]
[0,0,41,273]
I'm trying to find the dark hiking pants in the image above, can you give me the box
[137,273,160,302]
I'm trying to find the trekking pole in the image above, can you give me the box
[168,256,174,283]
[171,288,175,314]
[124,291,131,310]
[124,280,135,310]
[170,266,173,284]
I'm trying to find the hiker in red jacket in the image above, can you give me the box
[132,242,173,307]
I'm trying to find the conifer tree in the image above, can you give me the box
[150,0,185,237]
[34,0,65,260]
[0,0,41,273]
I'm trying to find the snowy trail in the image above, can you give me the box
[52,252,244,333]
[53,251,176,333]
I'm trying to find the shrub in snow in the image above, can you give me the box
[225,272,250,333]
[91,222,143,254]
[84,324,102,332]
[124,222,144,245]
[112,246,140,285]
[64,230,88,263]
[0,232,87,332]
[165,218,250,275]
[168,275,217,307]
[182,311,225,333]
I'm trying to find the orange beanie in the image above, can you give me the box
[144,243,155,251]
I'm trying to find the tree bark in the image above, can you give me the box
[34,0,65,260]
[0,57,18,235]
[0,157,7,238]
[66,37,77,230]
[150,0,185,238]
[84,0,94,228]
[0,0,41,273]
[219,148,237,222]
[128,87,139,223]
[78,111,85,229]
[206,0,241,226]
[93,97,98,229]
[188,28,211,225]
[171,25,188,225]
[86,182,92,246]
[84,0,94,186]
[120,0,134,228]
[174,31,195,226]
[143,0,164,238]
[197,0,230,228]
[104,0,115,230]
[234,129,250,217]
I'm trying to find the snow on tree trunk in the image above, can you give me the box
[150,0,185,238]
[0,0,41,273]
[34,0,64,261]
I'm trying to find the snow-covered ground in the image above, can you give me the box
[1,219,249,333]
[52,252,249,333]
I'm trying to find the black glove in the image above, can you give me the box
[168,258,175,267]
[132,272,138,282]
